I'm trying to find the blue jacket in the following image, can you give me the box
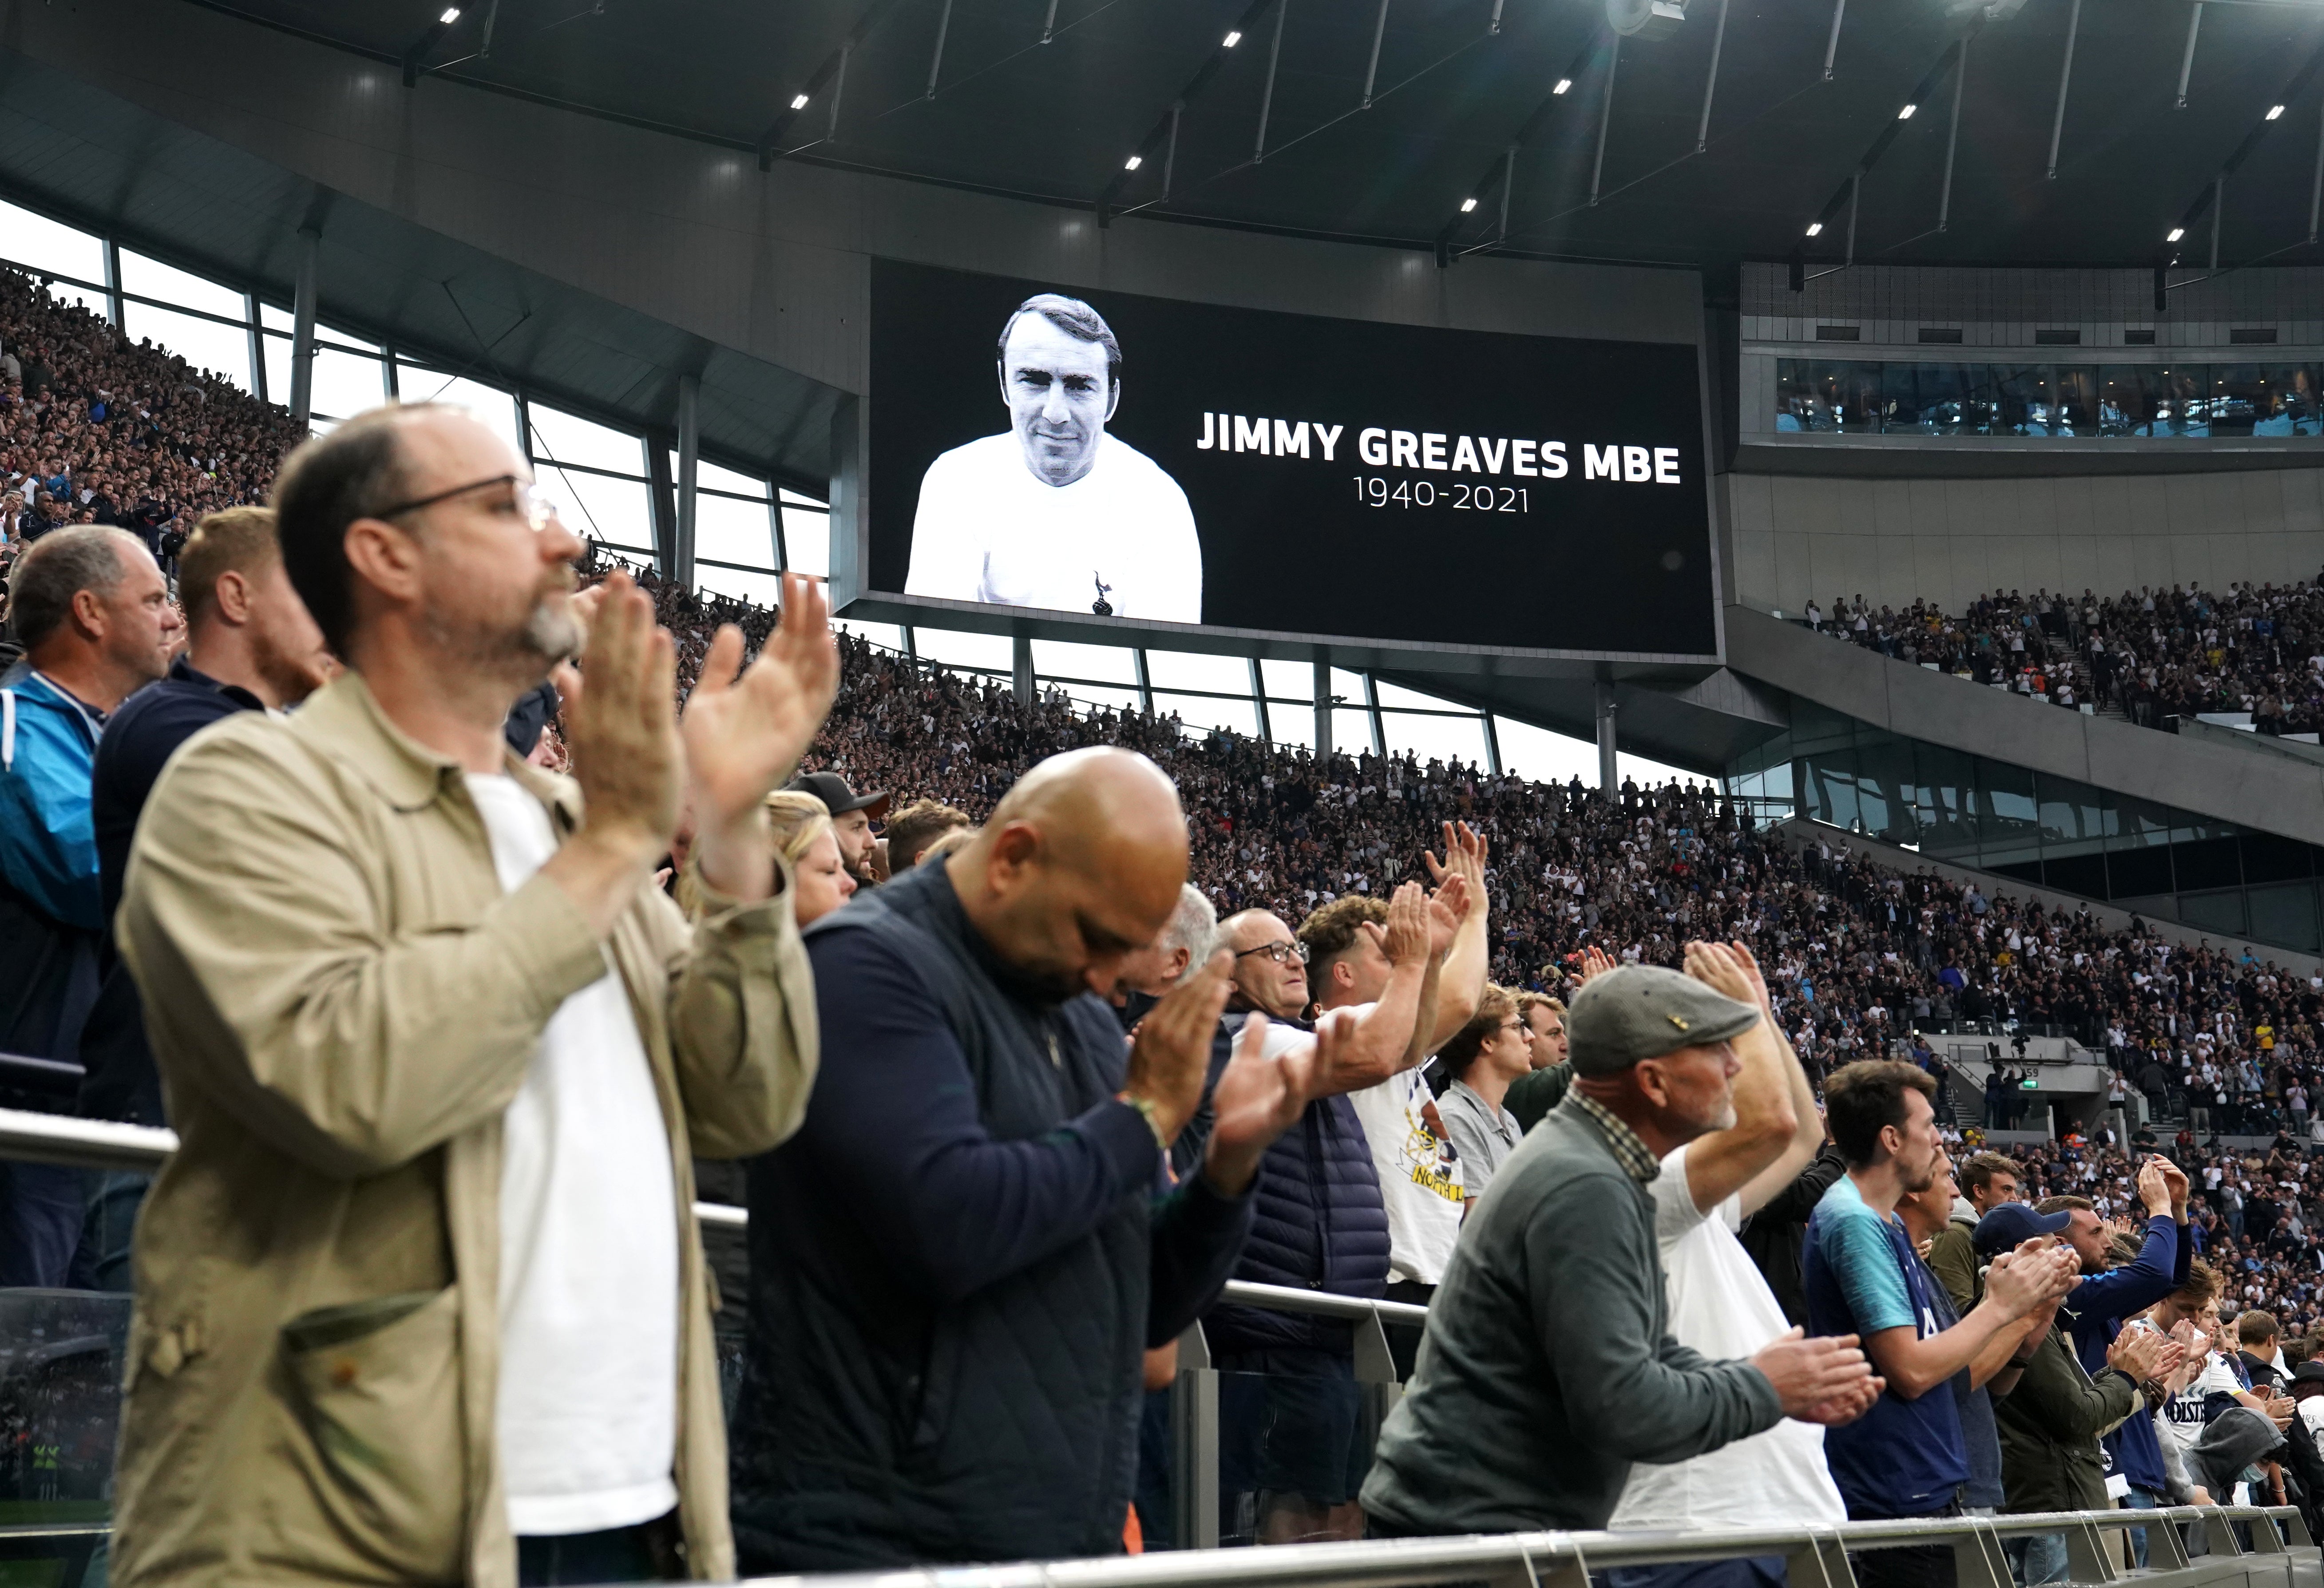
[0,661,105,1060]
[731,860,1256,1570]
[1204,1055,1390,1356]
[2064,1212,2192,1495]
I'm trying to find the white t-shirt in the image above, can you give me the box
[466,774,681,1537]
[905,431,1203,622]
[2148,1336,2243,1465]
[1608,1143,1847,1531]
[1347,1062,1466,1286]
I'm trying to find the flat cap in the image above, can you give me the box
[1566,964,1761,1076]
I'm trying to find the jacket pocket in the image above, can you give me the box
[280,1286,466,1583]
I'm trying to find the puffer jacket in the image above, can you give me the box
[1204,1059,1389,1355]
[0,660,104,1062]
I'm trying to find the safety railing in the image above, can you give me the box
[5,1106,2318,1582]
[740,1508,2315,1588]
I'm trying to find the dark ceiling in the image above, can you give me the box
[190,0,2324,270]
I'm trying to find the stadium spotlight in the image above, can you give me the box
[791,92,811,109]
[2166,226,2185,241]
[1223,29,1242,46]
[439,5,459,20]
[1805,221,1823,236]
[1553,77,1573,94]
[1898,103,1916,119]
[2267,104,2287,120]
[1124,154,1142,170]
[1461,196,1480,212]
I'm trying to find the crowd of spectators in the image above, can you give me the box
[1803,580,2324,736]
[0,268,301,568]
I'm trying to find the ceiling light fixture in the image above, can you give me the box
[1223,29,1242,46]
[1805,221,1823,236]
[439,6,460,20]
[791,92,811,109]
[1124,154,1142,170]
[1898,103,1916,119]
[1553,77,1573,94]
[1461,197,1479,212]
[2167,226,2185,241]
[2268,103,2287,120]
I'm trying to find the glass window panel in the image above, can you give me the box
[1029,640,1139,685]
[119,301,251,392]
[538,465,652,553]
[693,565,788,607]
[1145,649,1250,695]
[2107,846,2174,899]
[261,301,293,332]
[0,200,106,289]
[399,374,522,458]
[782,507,829,578]
[1154,690,1255,739]
[262,332,292,407]
[315,324,381,357]
[1259,659,1314,702]
[2208,365,2265,438]
[696,494,778,573]
[2170,836,2242,892]
[1910,743,1977,863]
[1334,707,1377,754]
[2050,366,2098,435]
[2238,832,2313,886]
[1975,759,2040,866]
[116,248,244,321]
[1381,709,1485,769]
[1329,668,1369,711]
[912,627,1014,672]
[2153,366,2207,436]
[2179,889,2249,937]
[530,403,642,476]
[1853,735,1918,846]
[835,619,907,650]
[2042,851,2109,897]
[1264,704,1317,751]
[1373,678,1472,713]
[1880,364,1985,436]
[1489,716,1600,787]
[2256,365,2322,436]
[1796,360,1882,434]
[308,347,384,421]
[2096,366,2146,436]
[1044,682,1144,715]
[1990,364,2055,437]
[664,453,768,499]
[2246,882,2320,953]
[779,487,827,508]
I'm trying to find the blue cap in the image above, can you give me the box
[1972,1201,2073,1257]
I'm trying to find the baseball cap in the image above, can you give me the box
[1972,1201,2073,1257]
[1565,964,1760,1078]
[787,770,891,820]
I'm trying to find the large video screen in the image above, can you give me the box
[867,259,1716,656]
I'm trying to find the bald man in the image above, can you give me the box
[732,747,1318,1570]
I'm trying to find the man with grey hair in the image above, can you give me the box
[1113,882,1217,1023]
[905,291,1202,621]
[1362,961,1883,1537]
[0,525,180,1285]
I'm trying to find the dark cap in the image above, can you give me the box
[787,770,890,820]
[1972,1201,2073,1257]
[1565,965,1760,1077]
[2293,1361,2324,1387]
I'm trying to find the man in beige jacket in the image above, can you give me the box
[112,401,835,1587]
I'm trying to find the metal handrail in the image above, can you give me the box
[735,1508,2312,1588]
[0,1110,1429,1328]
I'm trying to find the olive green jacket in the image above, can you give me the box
[112,673,818,1588]
[1995,1323,2140,1514]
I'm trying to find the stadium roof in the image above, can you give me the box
[187,0,2324,271]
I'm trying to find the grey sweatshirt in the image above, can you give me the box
[1360,1101,1784,1534]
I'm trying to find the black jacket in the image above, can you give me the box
[1738,1142,1850,1327]
[730,861,1255,1570]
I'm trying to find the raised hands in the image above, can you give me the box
[1573,946,1619,987]
[1203,1008,1330,1195]
[2107,1325,2182,1384]
[1377,881,1432,969]
[1984,1240,2082,1319]
[1683,940,1757,1007]
[1422,820,1489,897]
[681,571,839,898]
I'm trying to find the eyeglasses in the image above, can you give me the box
[374,473,564,533]
[1235,940,1310,966]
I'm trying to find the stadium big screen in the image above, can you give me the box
[867,259,1717,657]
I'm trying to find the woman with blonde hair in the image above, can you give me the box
[764,790,858,928]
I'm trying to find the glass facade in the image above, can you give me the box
[1729,701,2324,951]
[1777,358,2324,437]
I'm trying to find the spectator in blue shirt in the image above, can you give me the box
[1805,1060,2079,1588]
[2039,1157,2193,1558]
[0,525,178,1285]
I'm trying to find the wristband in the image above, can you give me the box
[1118,1092,1169,1150]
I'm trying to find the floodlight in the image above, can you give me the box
[1806,221,1823,236]
[1461,197,1479,212]
[1124,155,1142,170]
[1223,29,1242,46]
[1553,77,1572,94]
[791,92,811,109]
[2166,227,2185,241]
